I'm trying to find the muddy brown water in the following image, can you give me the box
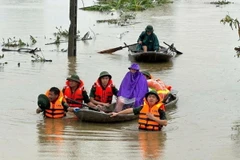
[1,0,240,159]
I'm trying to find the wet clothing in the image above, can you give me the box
[63,80,91,108]
[89,79,118,104]
[136,31,160,51]
[138,101,165,131]
[134,103,166,131]
[44,90,69,118]
[133,105,166,119]
[117,71,148,107]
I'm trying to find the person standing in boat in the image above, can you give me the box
[115,63,148,112]
[36,87,74,118]
[63,74,100,110]
[142,71,172,109]
[89,71,118,109]
[136,25,160,52]
[111,90,167,131]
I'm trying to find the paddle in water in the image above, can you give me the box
[163,42,183,55]
[98,43,137,54]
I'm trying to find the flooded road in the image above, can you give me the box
[1,0,240,159]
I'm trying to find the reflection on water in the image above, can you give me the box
[37,118,81,160]
[68,56,77,75]
[138,131,166,160]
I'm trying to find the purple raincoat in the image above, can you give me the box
[117,63,148,107]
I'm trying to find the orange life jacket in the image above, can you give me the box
[147,79,171,102]
[138,100,164,131]
[44,90,65,119]
[63,80,84,108]
[93,79,114,104]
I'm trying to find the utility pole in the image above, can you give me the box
[68,0,78,57]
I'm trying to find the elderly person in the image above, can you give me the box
[115,63,148,112]
[136,25,160,52]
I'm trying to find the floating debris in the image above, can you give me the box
[45,31,92,45]
[2,37,27,47]
[2,48,41,53]
[53,26,80,38]
[96,11,140,26]
[210,0,232,5]
[81,31,92,41]
[220,15,240,40]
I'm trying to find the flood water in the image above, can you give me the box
[1,0,240,159]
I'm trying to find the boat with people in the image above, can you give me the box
[127,43,178,63]
[74,91,178,123]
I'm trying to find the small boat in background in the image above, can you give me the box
[127,43,177,63]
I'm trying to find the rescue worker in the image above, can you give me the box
[63,74,100,110]
[36,87,74,118]
[136,25,160,52]
[111,90,167,131]
[89,71,118,108]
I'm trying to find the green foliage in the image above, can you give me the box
[30,35,37,45]
[220,15,240,40]
[220,15,239,30]
[2,37,28,47]
[80,0,172,12]
[54,26,69,38]
[54,36,61,44]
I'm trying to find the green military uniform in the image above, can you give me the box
[89,71,118,99]
[136,25,160,52]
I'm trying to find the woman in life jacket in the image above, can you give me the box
[89,71,118,110]
[36,87,74,118]
[63,74,100,111]
[110,90,167,131]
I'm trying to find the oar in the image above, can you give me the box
[65,97,100,111]
[98,43,137,54]
[163,42,183,55]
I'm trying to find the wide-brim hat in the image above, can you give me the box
[142,71,151,79]
[128,63,140,71]
[66,74,80,83]
[37,94,50,110]
[99,71,112,79]
[145,90,160,102]
[145,25,154,32]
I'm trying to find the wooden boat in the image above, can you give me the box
[127,43,176,63]
[74,92,178,123]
